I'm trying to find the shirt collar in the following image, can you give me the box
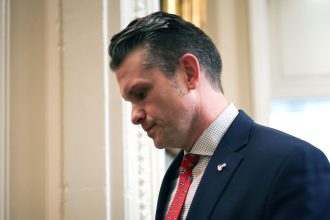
[188,103,239,156]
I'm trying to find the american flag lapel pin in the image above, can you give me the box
[217,163,227,172]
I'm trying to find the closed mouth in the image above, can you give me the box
[145,124,156,137]
[143,123,155,132]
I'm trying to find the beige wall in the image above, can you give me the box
[9,0,111,219]
[206,0,253,115]
[10,0,46,219]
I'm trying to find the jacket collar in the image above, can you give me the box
[187,111,253,220]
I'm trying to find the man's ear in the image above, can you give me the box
[179,53,200,90]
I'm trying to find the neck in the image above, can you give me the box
[184,86,228,152]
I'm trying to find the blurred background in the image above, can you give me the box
[0,0,329,220]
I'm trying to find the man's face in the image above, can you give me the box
[115,48,198,150]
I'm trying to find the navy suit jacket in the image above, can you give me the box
[156,111,330,220]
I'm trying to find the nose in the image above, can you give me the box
[131,104,146,125]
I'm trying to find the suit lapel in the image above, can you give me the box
[187,111,253,220]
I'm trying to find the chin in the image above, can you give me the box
[155,146,165,150]
[153,143,165,150]
[152,139,166,150]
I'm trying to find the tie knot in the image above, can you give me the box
[181,154,199,172]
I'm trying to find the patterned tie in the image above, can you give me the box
[165,153,200,220]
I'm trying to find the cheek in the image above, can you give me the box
[148,89,193,122]
[146,96,173,115]
[166,103,194,129]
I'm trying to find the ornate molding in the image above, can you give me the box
[0,0,10,219]
[119,2,165,219]
[123,103,165,220]
[120,0,159,27]
[123,117,161,219]
[120,0,164,213]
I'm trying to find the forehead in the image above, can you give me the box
[117,46,145,71]
[115,48,160,98]
[116,47,144,75]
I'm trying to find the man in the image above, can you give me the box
[109,11,330,220]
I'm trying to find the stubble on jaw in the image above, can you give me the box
[170,77,185,97]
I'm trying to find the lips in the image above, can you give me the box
[143,123,156,137]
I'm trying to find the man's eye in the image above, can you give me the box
[135,90,146,100]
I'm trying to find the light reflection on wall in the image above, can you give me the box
[270,98,330,159]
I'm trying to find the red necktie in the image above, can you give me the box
[165,154,200,220]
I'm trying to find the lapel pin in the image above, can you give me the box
[217,163,227,172]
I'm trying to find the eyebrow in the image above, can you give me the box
[124,81,149,101]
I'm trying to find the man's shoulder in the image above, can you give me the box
[248,122,329,164]
[231,111,328,162]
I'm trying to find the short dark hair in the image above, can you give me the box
[109,11,223,92]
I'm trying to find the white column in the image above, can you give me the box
[0,0,10,219]
[118,1,166,220]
